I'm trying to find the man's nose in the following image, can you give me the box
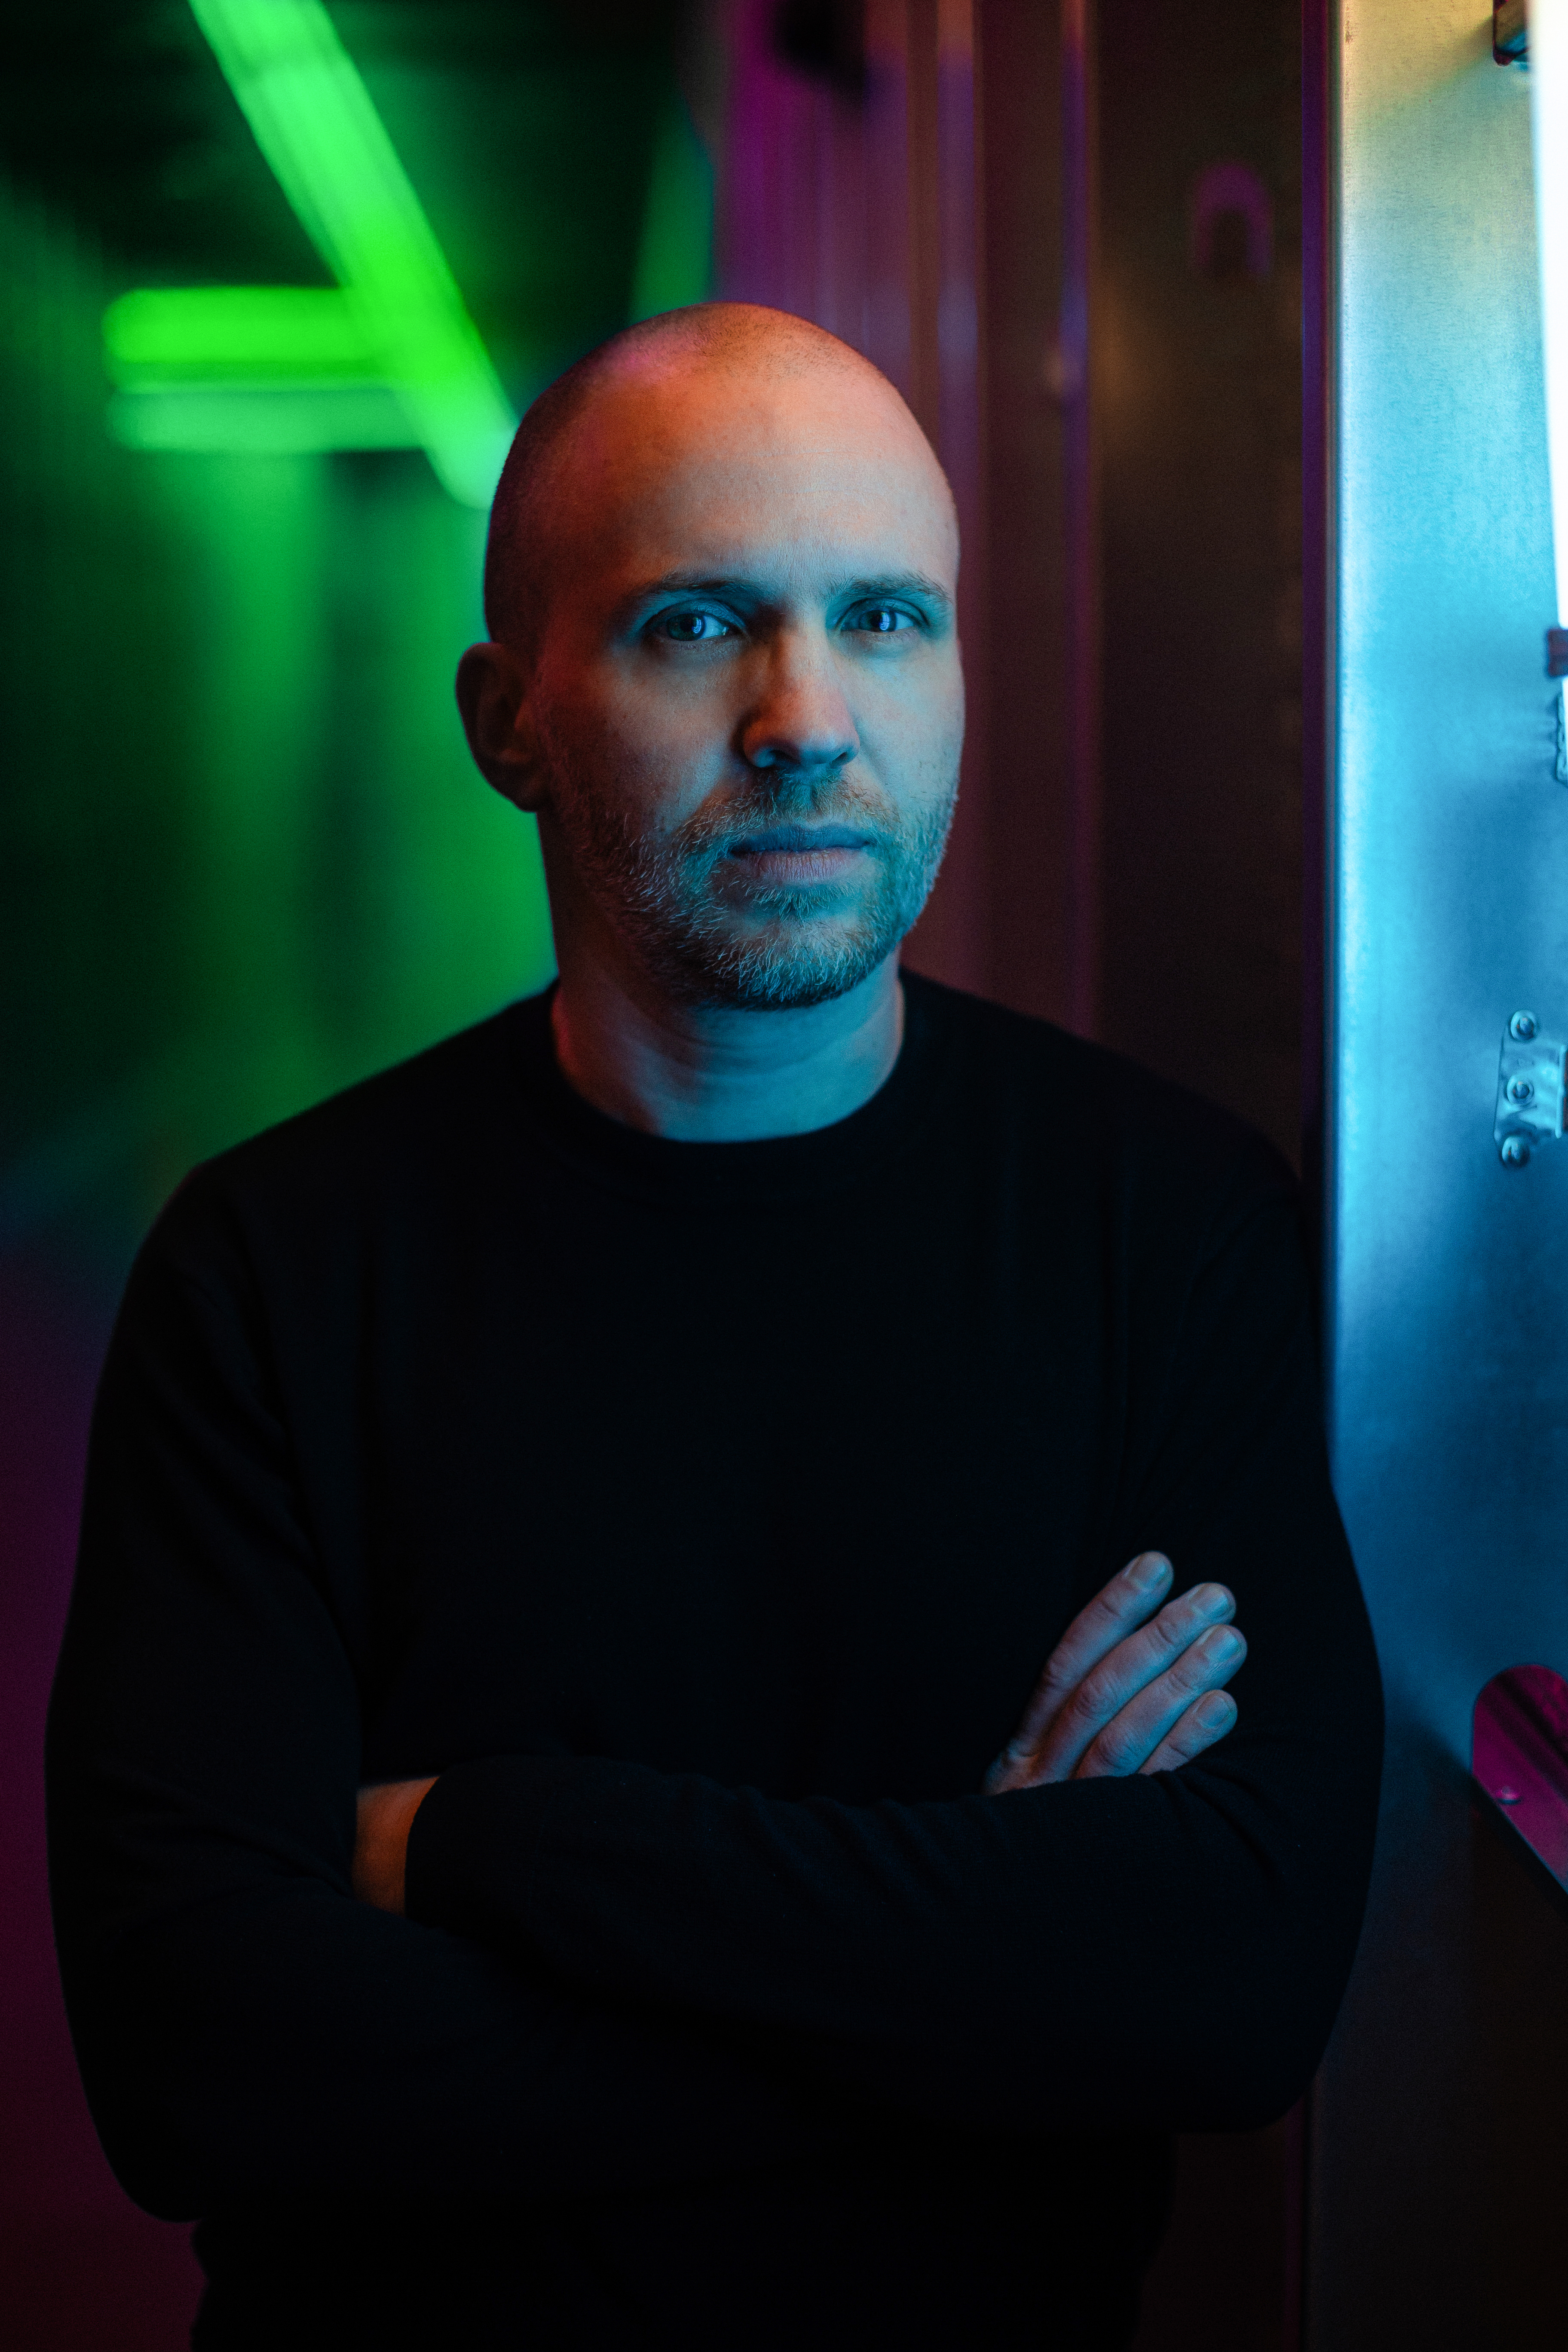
[738,632,860,776]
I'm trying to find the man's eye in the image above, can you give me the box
[845,606,916,636]
[656,611,732,642]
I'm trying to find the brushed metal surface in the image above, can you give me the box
[1311,3,1568,2343]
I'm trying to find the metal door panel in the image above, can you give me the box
[1312,5,1568,2341]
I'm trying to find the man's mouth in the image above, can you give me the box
[723,823,876,886]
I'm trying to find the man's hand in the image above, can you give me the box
[353,1562,1238,1885]
[353,1778,437,1913]
[985,1553,1244,1793]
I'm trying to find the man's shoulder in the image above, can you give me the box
[153,995,542,1255]
[905,969,1297,1222]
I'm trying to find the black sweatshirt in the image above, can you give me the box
[46,974,1382,2352]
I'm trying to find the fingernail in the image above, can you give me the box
[1193,1583,1232,1619]
[1129,1553,1172,1593]
[1197,1693,1236,1730]
[1204,1628,1243,1663]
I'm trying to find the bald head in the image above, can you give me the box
[458,300,963,1029]
[483,303,952,660]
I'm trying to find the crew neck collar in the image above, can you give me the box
[508,970,952,1207]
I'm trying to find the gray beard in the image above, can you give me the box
[545,753,957,1011]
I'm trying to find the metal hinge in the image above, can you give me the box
[1494,1012,1566,1166]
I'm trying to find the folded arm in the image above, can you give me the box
[391,1183,1382,2135]
[48,1149,1382,2217]
[45,1220,867,2220]
[357,1547,1248,1902]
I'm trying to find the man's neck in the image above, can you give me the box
[548,949,905,1142]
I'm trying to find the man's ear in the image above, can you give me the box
[455,642,547,813]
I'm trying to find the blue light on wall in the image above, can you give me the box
[1531,0,1568,738]
[1330,5,1564,1754]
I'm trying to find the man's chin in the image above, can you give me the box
[643,914,901,1012]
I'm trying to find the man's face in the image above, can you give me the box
[522,361,964,1010]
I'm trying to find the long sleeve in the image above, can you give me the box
[45,1217,858,2223]
[404,1161,1383,2137]
[46,988,1384,2251]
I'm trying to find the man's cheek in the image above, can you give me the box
[600,706,726,812]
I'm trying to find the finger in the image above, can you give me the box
[1014,1581,1237,1786]
[1036,1553,1175,1706]
[986,1555,1173,1788]
[1138,1690,1239,1775]
[1072,1623,1247,1780]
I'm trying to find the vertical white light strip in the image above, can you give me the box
[1531,0,1568,710]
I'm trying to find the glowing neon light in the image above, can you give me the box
[104,287,382,385]
[1532,0,1568,713]
[108,385,418,455]
[189,0,513,501]
[106,0,514,502]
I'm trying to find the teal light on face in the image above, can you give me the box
[104,0,516,503]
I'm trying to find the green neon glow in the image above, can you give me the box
[629,96,714,324]
[104,287,383,385]
[174,0,514,503]
[107,385,419,454]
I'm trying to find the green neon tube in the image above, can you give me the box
[187,0,514,504]
[104,287,382,385]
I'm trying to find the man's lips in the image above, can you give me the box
[723,823,876,885]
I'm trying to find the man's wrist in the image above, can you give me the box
[353,1776,438,1913]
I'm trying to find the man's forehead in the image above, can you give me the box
[558,386,952,571]
[585,501,956,618]
[569,349,935,482]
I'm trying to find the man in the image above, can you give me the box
[47,303,1381,2350]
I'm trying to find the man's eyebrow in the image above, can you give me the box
[614,569,954,622]
[616,571,751,612]
[827,572,954,618]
